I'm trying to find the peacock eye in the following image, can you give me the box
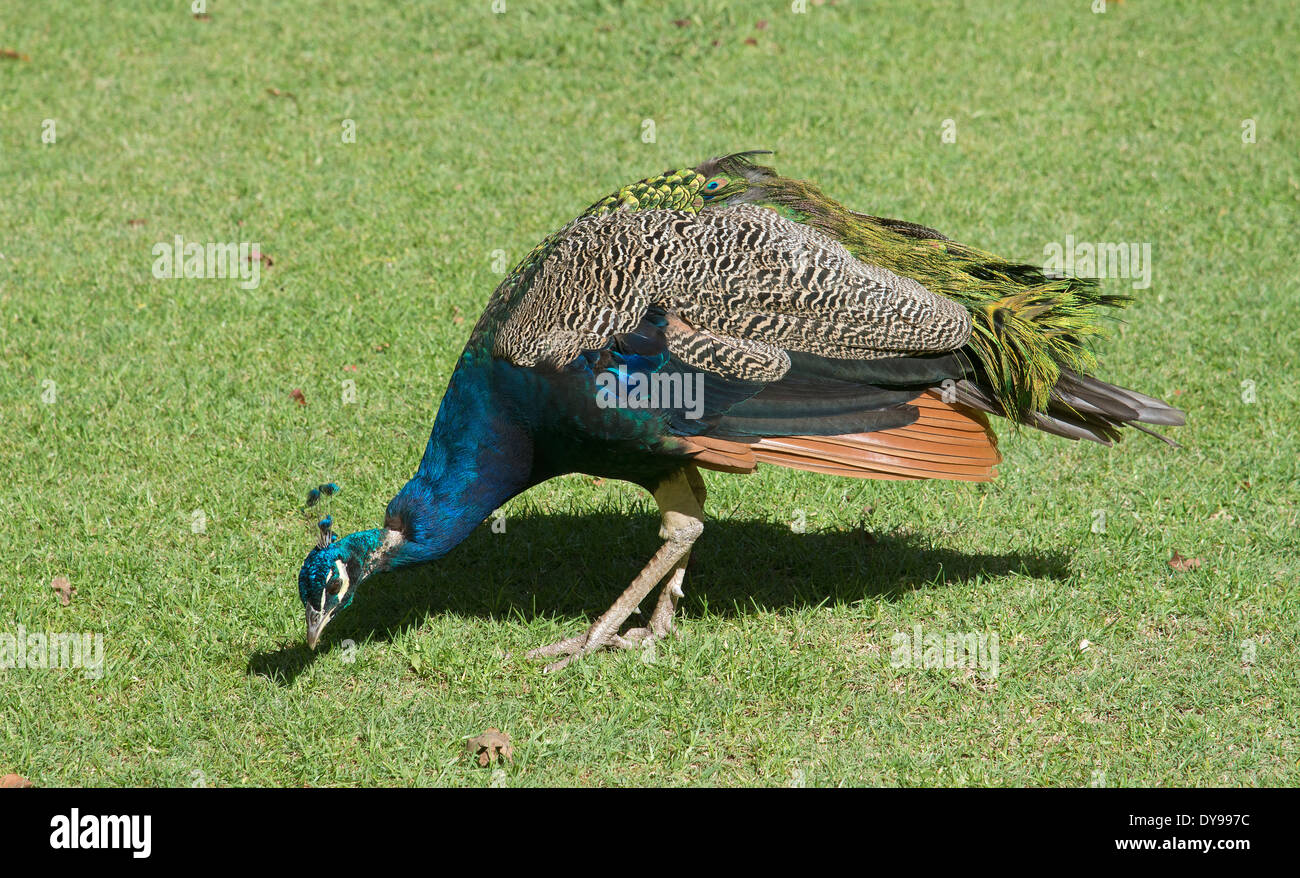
[705,179,722,191]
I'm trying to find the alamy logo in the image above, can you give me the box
[151,235,261,290]
[50,809,151,858]
[595,365,705,419]
[0,625,104,678]
[1042,235,1152,290]
[891,624,999,676]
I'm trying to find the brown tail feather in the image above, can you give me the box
[680,390,1001,482]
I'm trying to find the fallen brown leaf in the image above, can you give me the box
[1168,551,1203,572]
[466,728,513,767]
[672,19,690,28]
[1,774,33,788]
[127,218,146,227]
[290,388,307,405]
[50,576,74,606]
[247,247,273,268]
[1,48,32,62]
[743,37,758,46]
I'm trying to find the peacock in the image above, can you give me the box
[297,151,1184,671]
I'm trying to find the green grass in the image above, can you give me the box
[1,0,1297,787]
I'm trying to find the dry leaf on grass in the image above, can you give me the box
[290,388,307,406]
[1,774,33,788]
[466,729,513,767]
[51,576,74,606]
[1168,551,1203,572]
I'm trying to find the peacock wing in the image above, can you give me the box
[492,204,972,380]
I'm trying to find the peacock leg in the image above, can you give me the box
[623,466,705,644]
[621,556,687,644]
[525,466,705,672]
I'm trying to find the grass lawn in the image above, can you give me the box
[1,0,1296,787]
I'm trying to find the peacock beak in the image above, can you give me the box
[305,605,330,650]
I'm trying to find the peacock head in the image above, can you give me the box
[297,515,363,649]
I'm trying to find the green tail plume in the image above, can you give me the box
[698,153,1131,420]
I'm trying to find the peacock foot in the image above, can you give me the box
[524,627,642,673]
[525,559,687,672]
[524,468,702,673]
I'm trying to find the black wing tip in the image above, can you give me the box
[1060,371,1187,427]
[1129,422,1182,447]
[962,371,1185,447]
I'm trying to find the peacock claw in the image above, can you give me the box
[525,601,681,673]
[622,622,677,644]
[524,628,638,673]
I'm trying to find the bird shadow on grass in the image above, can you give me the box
[248,511,1070,685]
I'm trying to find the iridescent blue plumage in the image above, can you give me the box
[298,521,386,648]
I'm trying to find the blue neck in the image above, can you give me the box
[382,353,534,568]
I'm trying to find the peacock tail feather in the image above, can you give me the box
[692,152,1131,420]
[583,167,709,215]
